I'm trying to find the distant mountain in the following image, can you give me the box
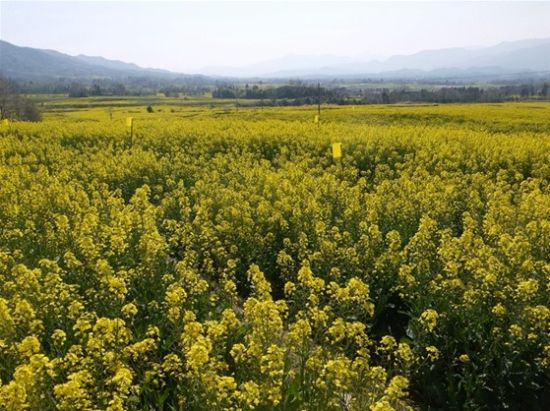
[72,55,145,72]
[201,54,358,77]
[469,42,550,72]
[201,38,550,78]
[1,38,549,82]
[363,38,550,73]
[0,40,179,80]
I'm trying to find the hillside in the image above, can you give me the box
[2,38,550,81]
[0,40,178,80]
[203,38,550,78]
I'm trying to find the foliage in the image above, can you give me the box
[0,77,42,122]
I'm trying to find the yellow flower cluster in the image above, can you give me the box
[0,102,549,410]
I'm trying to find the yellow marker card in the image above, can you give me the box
[314,115,319,123]
[332,142,342,159]
[126,117,133,128]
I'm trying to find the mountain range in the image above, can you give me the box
[0,40,188,81]
[203,38,550,78]
[1,38,550,81]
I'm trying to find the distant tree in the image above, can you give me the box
[0,76,42,121]
[19,99,42,121]
[0,77,17,119]
[520,84,534,98]
[91,84,102,96]
[212,86,237,99]
[112,83,127,96]
[68,83,89,97]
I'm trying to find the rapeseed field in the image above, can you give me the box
[0,103,549,410]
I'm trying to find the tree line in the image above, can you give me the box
[60,81,550,104]
[212,82,550,105]
[358,84,550,104]
[15,78,212,98]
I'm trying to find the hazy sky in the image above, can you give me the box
[1,1,550,72]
